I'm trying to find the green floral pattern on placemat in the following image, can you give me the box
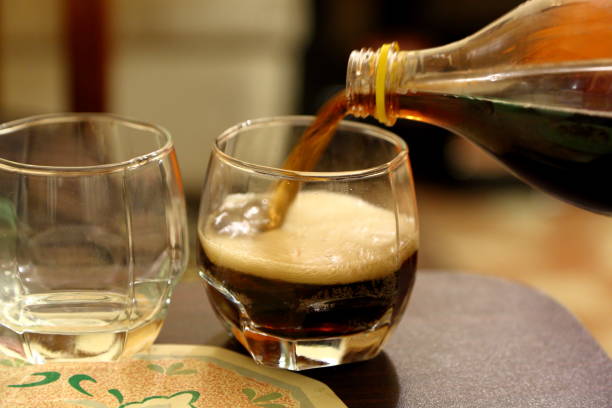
[147,362,198,376]
[3,368,201,408]
[0,345,346,408]
[242,388,286,408]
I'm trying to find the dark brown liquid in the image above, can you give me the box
[395,93,612,215]
[266,92,347,229]
[197,245,417,339]
[286,88,612,215]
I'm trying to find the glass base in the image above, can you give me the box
[0,320,163,364]
[227,319,392,371]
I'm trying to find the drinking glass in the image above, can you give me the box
[197,116,419,370]
[0,113,188,363]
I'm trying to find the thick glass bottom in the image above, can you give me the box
[222,310,393,371]
[0,319,164,364]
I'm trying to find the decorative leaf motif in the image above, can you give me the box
[253,392,283,403]
[146,362,197,376]
[166,362,184,375]
[0,359,12,367]
[242,389,286,407]
[147,364,165,374]
[8,371,61,388]
[119,390,199,408]
[242,388,256,401]
[108,388,124,403]
[68,374,97,397]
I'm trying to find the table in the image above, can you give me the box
[157,271,612,407]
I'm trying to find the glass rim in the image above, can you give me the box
[214,115,409,181]
[0,113,174,176]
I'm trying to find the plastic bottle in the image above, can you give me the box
[346,0,612,215]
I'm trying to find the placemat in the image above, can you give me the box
[0,344,346,408]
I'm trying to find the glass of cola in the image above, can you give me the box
[197,116,419,370]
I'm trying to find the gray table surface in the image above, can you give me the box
[158,270,612,408]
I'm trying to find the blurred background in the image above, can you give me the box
[1,0,610,354]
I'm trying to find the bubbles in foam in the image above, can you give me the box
[200,191,418,285]
[210,194,271,236]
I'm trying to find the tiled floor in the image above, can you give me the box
[416,184,612,356]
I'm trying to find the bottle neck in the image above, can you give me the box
[347,43,422,126]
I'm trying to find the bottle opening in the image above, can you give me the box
[346,43,399,126]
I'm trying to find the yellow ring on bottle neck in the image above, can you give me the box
[376,43,393,125]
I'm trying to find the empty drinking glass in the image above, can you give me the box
[0,114,188,363]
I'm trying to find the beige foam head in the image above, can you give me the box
[200,191,418,285]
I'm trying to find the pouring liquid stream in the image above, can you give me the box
[268,62,612,224]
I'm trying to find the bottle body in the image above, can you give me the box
[346,0,612,215]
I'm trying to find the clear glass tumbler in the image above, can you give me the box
[197,116,419,370]
[0,114,188,363]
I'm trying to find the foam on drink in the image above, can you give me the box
[200,190,417,285]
